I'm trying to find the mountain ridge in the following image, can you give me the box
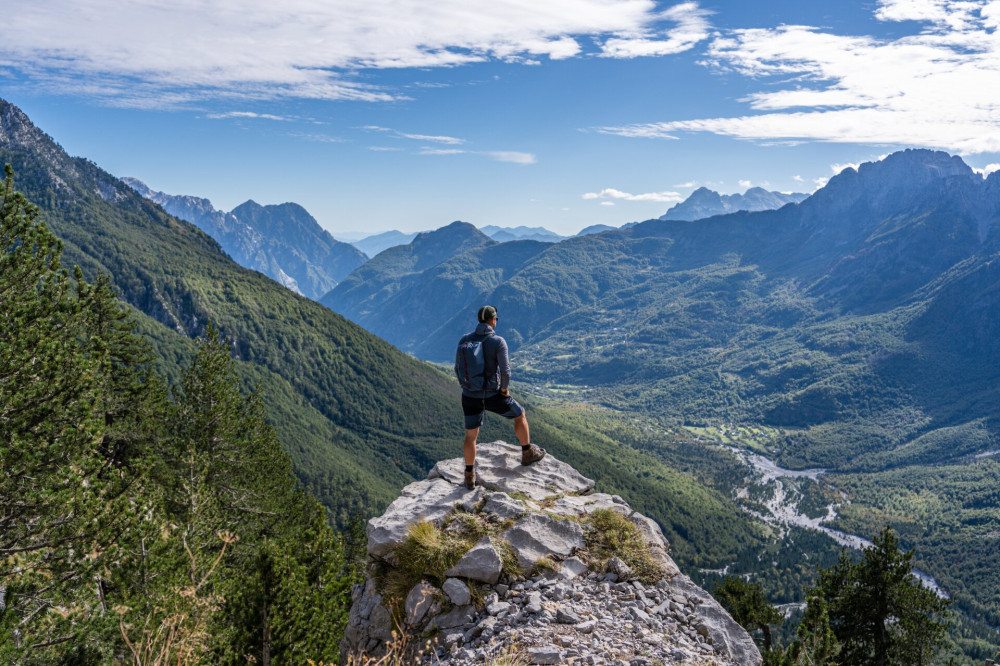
[124,178,367,298]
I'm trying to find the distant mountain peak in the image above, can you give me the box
[660,186,808,221]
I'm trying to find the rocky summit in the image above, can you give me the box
[341,441,761,665]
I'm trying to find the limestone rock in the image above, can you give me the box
[429,440,594,500]
[527,645,562,664]
[342,441,761,666]
[503,513,585,570]
[405,580,438,626]
[443,536,503,584]
[442,578,471,606]
[367,479,485,559]
[670,573,762,666]
[482,491,527,520]
[551,492,629,517]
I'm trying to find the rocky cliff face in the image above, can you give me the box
[342,441,761,665]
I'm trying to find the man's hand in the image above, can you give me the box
[499,387,510,397]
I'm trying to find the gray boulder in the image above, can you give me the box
[404,580,438,626]
[443,536,503,584]
[503,513,585,570]
[429,440,594,500]
[670,573,762,665]
[442,577,471,606]
[367,479,485,559]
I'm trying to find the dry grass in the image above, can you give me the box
[580,509,665,584]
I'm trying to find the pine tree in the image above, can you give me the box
[785,594,840,665]
[713,576,784,652]
[816,527,950,666]
[0,164,109,657]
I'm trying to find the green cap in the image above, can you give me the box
[477,305,498,323]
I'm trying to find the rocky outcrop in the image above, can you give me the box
[341,441,762,665]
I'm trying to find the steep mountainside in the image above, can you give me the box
[0,98,765,569]
[125,178,366,299]
[320,221,496,322]
[660,186,808,221]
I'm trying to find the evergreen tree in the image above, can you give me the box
[0,164,109,658]
[816,527,950,666]
[784,594,840,665]
[713,576,784,652]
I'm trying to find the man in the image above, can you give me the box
[455,305,545,489]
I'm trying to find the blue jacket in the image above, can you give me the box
[455,323,510,398]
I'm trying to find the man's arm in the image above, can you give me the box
[496,337,511,394]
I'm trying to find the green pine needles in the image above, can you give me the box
[0,166,363,664]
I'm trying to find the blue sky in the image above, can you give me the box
[3,0,1000,236]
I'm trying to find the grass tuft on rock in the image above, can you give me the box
[380,510,524,606]
[382,520,469,603]
[580,508,665,584]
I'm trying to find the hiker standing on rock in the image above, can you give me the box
[455,305,545,489]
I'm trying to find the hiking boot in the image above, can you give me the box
[521,444,546,466]
[464,467,476,489]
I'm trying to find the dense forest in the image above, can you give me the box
[1,167,362,662]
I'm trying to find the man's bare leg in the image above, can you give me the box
[513,413,530,447]
[464,428,479,467]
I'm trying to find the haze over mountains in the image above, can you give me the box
[125,178,366,299]
[659,187,808,221]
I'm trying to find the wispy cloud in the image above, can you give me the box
[419,147,537,164]
[974,163,1000,176]
[1,0,709,106]
[598,0,1000,154]
[486,151,537,164]
[364,125,465,144]
[599,2,712,58]
[207,111,293,121]
[583,187,683,202]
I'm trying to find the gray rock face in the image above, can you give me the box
[443,537,503,584]
[503,513,586,570]
[428,440,594,500]
[670,574,762,666]
[405,581,438,626]
[341,441,760,666]
[367,479,484,559]
[483,491,527,520]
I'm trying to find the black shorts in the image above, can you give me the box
[462,393,524,430]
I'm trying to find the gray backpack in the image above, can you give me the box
[456,333,490,394]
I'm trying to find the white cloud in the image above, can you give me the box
[738,179,752,188]
[368,146,405,152]
[674,180,697,188]
[598,1,1000,154]
[1,0,708,105]
[486,151,537,164]
[364,126,465,144]
[830,161,861,175]
[974,162,1000,175]
[419,148,537,164]
[599,2,712,57]
[207,111,292,121]
[583,187,683,202]
[420,148,468,156]
[792,175,804,182]
[601,201,616,206]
